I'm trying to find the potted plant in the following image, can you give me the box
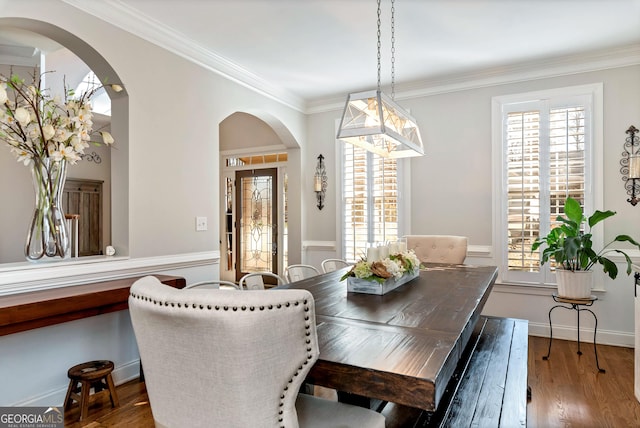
[532,197,640,298]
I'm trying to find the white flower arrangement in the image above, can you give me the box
[341,249,421,283]
[0,71,114,166]
[0,71,117,261]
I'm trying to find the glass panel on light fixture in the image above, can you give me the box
[337,90,424,159]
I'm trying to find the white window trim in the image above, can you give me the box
[491,83,604,288]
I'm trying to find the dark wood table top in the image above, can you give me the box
[279,264,497,412]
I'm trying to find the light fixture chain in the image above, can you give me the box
[376,0,382,92]
[391,0,396,100]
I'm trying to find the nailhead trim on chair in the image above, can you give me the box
[130,292,314,427]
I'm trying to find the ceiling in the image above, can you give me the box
[7,1,640,109]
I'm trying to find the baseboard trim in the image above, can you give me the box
[528,321,635,348]
[112,359,141,385]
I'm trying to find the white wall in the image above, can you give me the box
[305,63,640,347]
[0,64,42,262]
[0,0,306,406]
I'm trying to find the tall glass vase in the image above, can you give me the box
[25,157,71,261]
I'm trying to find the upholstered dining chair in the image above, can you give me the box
[128,276,385,428]
[405,235,468,264]
[238,271,287,290]
[285,264,321,283]
[321,258,351,273]
[184,280,240,290]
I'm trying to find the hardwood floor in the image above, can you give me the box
[64,380,153,428]
[528,336,640,427]
[63,336,640,427]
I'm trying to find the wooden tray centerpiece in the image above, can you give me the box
[342,247,421,295]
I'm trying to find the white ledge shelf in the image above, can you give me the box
[0,251,220,296]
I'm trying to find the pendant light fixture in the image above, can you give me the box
[337,0,424,159]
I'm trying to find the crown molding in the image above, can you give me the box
[60,0,306,113]
[59,0,640,116]
[307,43,640,114]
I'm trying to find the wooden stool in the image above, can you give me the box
[63,360,119,421]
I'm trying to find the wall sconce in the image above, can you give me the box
[621,125,640,206]
[314,154,327,210]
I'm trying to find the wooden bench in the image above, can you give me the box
[382,316,528,427]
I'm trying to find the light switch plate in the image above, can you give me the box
[196,216,208,231]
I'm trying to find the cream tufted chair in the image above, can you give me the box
[129,276,385,428]
[405,235,468,264]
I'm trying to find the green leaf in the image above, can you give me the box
[588,210,616,228]
[540,246,557,265]
[547,227,564,243]
[564,197,584,224]
[531,240,542,251]
[613,234,640,248]
[599,257,618,280]
[559,222,578,236]
[10,74,24,85]
[366,275,386,284]
[612,250,635,275]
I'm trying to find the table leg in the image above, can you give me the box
[337,391,370,408]
[337,391,386,412]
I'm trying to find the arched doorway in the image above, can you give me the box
[219,112,300,283]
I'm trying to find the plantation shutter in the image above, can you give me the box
[548,107,586,220]
[343,144,399,262]
[506,110,541,272]
[343,144,368,261]
[371,154,398,243]
[503,100,588,282]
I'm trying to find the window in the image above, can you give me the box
[75,71,111,116]
[341,143,400,263]
[492,84,603,285]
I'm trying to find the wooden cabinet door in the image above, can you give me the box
[63,179,103,256]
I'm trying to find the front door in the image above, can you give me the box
[235,168,278,282]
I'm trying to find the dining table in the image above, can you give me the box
[278,263,498,413]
